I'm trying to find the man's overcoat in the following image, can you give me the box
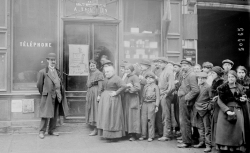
[37,67,69,118]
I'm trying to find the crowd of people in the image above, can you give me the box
[86,57,250,153]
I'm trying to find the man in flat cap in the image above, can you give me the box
[157,58,175,141]
[152,57,168,137]
[172,62,183,138]
[37,53,69,139]
[152,57,166,80]
[192,72,212,152]
[177,59,200,148]
[222,59,234,82]
[202,62,213,74]
[139,59,153,86]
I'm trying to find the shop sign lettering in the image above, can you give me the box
[73,0,107,16]
[238,28,245,51]
[20,41,52,48]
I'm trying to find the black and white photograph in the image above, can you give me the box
[0,0,250,153]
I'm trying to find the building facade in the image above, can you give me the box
[0,0,249,129]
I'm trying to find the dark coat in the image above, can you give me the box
[194,82,210,117]
[215,82,250,148]
[177,68,200,106]
[37,67,69,118]
[210,78,224,146]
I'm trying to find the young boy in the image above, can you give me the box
[139,72,160,142]
[193,72,212,152]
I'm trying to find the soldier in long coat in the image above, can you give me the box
[37,53,69,139]
[123,64,141,141]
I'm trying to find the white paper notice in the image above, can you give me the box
[22,99,34,113]
[69,44,89,76]
[11,100,23,112]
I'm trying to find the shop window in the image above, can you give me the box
[63,22,117,91]
[63,0,118,19]
[13,0,58,91]
[123,0,162,63]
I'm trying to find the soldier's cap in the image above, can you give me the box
[139,59,151,66]
[180,59,192,66]
[222,59,234,66]
[196,72,208,78]
[202,62,213,68]
[145,71,156,79]
[46,53,56,60]
[173,62,181,67]
[101,59,113,67]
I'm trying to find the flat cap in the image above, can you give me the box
[145,71,156,79]
[180,59,192,66]
[211,66,224,76]
[140,59,151,66]
[196,72,208,78]
[173,62,181,67]
[202,62,213,68]
[153,57,168,63]
[222,59,234,66]
[168,61,175,65]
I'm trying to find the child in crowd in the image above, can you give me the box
[139,72,160,142]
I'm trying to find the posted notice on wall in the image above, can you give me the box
[11,99,34,113]
[69,44,89,76]
[11,100,23,112]
[22,99,34,113]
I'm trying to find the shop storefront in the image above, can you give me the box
[0,0,184,128]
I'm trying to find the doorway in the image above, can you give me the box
[63,22,118,117]
[197,8,250,69]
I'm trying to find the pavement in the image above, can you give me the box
[0,123,208,153]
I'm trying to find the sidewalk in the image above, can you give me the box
[0,123,205,153]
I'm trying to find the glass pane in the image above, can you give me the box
[94,24,117,71]
[123,0,162,63]
[63,23,91,91]
[63,0,118,19]
[13,0,58,91]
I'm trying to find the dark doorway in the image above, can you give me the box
[198,8,250,70]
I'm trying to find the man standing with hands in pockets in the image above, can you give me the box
[37,53,69,139]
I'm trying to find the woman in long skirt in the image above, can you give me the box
[97,66,127,139]
[86,60,104,136]
[123,64,141,141]
[215,70,250,153]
